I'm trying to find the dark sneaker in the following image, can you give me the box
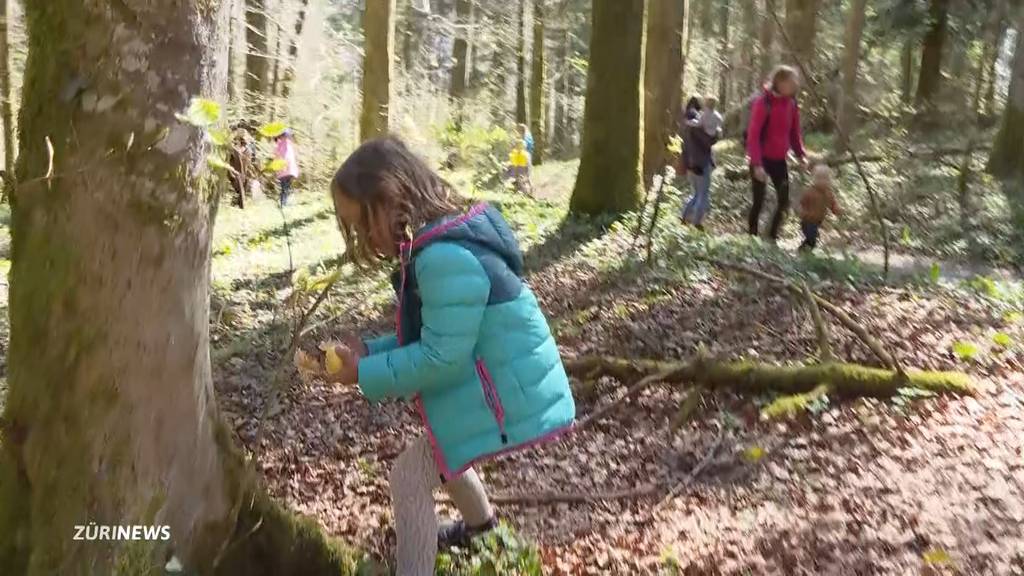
[437,516,498,550]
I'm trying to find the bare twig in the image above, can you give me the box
[801,281,834,362]
[574,366,683,432]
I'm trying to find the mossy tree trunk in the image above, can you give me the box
[529,0,545,165]
[988,12,1024,181]
[837,0,867,151]
[784,0,820,68]
[570,0,646,215]
[0,0,14,190]
[900,38,915,104]
[642,0,687,187]
[360,0,396,141]
[515,0,528,125]
[0,3,359,575]
[914,0,949,110]
[0,1,236,573]
[245,0,270,115]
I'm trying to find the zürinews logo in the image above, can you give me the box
[73,523,171,542]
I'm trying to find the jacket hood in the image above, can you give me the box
[410,203,524,276]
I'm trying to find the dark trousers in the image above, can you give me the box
[749,158,790,239]
[278,175,294,206]
[800,220,820,251]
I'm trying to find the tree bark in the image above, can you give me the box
[0,0,12,191]
[642,0,687,187]
[360,0,396,141]
[984,22,1008,116]
[450,0,472,101]
[0,2,360,575]
[281,0,311,99]
[516,0,529,125]
[900,38,915,104]
[529,0,546,164]
[784,0,820,68]
[988,13,1024,180]
[245,0,270,114]
[569,0,646,215]
[401,0,429,75]
[717,0,731,108]
[915,0,950,109]
[1,0,235,572]
[759,0,777,79]
[697,0,714,37]
[741,0,757,96]
[838,0,868,150]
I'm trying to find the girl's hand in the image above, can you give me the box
[344,335,368,358]
[332,345,360,385]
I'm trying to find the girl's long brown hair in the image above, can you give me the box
[766,64,800,93]
[330,136,469,266]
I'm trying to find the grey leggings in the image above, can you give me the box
[390,437,493,575]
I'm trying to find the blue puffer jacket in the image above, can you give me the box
[358,203,576,479]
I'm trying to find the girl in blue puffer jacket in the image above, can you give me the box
[327,136,576,575]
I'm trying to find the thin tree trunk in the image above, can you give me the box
[554,26,570,155]
[988,15,1024,180]
[401,0,429,75]
[717,0,731,108]
[838,0,868,150]
[281,0,310,99]
[269,3,283,116]
[450,0,471,101]
[741,0,756,96]
[983,22,1007,115]
[698,0,714,37]
[570,0,645,214]
[227,0,237,104]
[245,0,270,114]
[529,0,545,164]
[0,0,13,196]
[915,0,950,109]
[643,0,687,187]
[360,0,396,141]
[759,0,776,79]
[901,38,915,104]
[516,0,528,125]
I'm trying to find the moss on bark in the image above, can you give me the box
[569,0,646,215]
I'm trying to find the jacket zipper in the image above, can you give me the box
[476,358,508,445]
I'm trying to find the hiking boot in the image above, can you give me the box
[437,516,498,550]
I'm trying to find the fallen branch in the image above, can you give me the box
[701,257,901,371]
[564,356,973,397]
[801,281,833,363]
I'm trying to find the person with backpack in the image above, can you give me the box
[746,65,809,242]
[679,95,720,229]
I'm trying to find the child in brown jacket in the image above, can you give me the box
[799,164,841,252]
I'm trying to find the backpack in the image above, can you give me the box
[741,91,773,147]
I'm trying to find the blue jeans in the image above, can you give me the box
[682,164,713,225]
[800,220,820,251]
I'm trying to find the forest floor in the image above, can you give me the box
[0,143,1021,574]
[203,150,1023,575]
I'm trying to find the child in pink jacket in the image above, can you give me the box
[274,129,299,206]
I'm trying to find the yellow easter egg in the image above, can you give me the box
[325,346,344,375]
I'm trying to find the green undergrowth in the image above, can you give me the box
[436,522,543,576]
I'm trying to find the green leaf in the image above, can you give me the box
[901,226,912,245]
[265,158,287,173]
[929,262,941,283]
[176,97,221,127]
[258,121,288,138]
[992,332,1013,348]
[952,340,979,361]
[743,446,765,462]
[1004,311,1023,325]
[922,547,952,566]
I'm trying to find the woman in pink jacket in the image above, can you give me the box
[274,129,300,206]
[746,65,808,242]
